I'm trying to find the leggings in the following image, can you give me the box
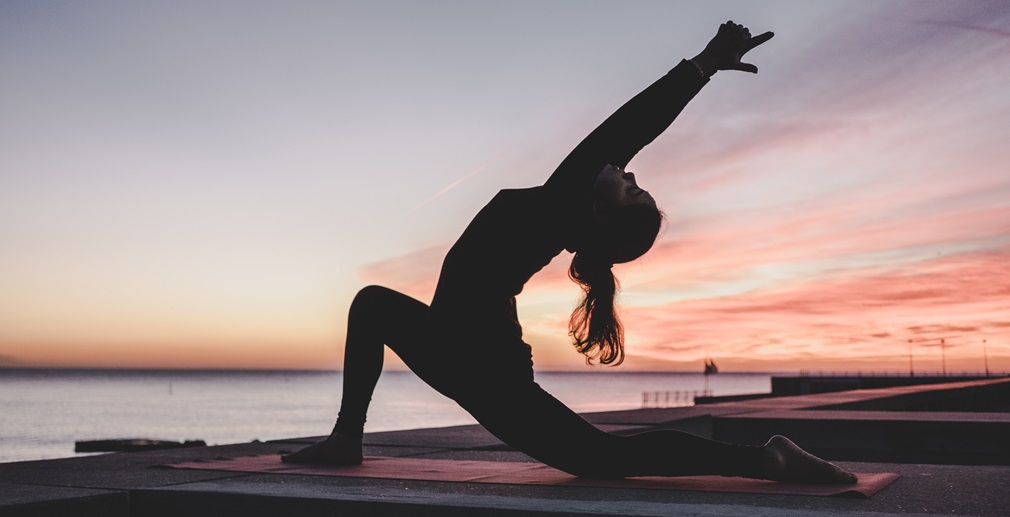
[333,285,765,479]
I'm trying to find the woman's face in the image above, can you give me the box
[592,164,656,213]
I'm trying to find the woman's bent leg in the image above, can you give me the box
[333,285,428,437]
[333,285,463,435]
[284,285,441,464]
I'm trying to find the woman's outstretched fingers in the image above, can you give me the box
[736,29,774,73]
[762,435,858,484]
[746,31,775,52]
[697,21,773,74]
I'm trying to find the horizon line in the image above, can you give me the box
[1,366,1007,376]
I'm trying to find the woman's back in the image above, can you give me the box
[429,186,570,340]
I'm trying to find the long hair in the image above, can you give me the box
[569,252,623,365]
[568,204,662,366]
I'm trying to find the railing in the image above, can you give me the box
[641,389,713,408]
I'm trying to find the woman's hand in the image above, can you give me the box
[691,21,773,76]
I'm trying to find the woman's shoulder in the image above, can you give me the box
[496,185,545,197]
[489,186,585,225]
[495,185,569,205]
[485,186,547,208]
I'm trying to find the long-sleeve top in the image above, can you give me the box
[428,59,708,365]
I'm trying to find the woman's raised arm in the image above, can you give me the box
[543,22,773,198]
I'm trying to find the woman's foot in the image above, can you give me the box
[761,435,857,484]
[281,432,364,465]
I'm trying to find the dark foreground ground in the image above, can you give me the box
[2,377,1009,516]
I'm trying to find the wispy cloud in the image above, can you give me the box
[412,146,516,210]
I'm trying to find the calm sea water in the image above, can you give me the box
[0,369,772,464]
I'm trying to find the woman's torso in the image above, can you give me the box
[429,186,570,364]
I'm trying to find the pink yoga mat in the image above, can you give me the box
[167,454,899,498]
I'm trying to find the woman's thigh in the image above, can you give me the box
[459,380,614,476]
[354,286,467,398]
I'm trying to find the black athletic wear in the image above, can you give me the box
[333,60,765,478]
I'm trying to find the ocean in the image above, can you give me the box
[0,369,773,464]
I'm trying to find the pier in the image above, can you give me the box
[2,376,1009,516]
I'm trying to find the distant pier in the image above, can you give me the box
[771,372,1009,397]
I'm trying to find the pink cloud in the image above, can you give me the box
[619,247,1010,369]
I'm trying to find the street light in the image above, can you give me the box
[908,338,914,377]
[940,338,946,376]
[984,339,990,377]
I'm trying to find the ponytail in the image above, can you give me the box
[568,252,624,366]
[567,202,661,366]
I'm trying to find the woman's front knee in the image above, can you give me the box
[354,284,389,301]
[351,285,392,311]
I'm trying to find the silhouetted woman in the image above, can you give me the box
[285,22,856,484]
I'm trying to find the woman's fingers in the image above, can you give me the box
[735,62,759,74]
[745,31,775,52]
[734,31,773,73]
[705,21,772,74]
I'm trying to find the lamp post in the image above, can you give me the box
[940,338,946,376]
[908,338,914,377]
[984,339,990,377]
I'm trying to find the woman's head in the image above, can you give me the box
[585,164,662,264]
[567,164,663,366]
[592,164,657,212]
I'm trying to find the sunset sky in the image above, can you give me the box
[2,1,1008,372]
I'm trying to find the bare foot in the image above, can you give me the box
[761,435,857,484]
[281,432,363,465]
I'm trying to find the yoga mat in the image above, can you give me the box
[166,454,899,498]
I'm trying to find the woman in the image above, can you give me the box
[285,21,857,484]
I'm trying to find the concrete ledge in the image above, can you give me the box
[0,482,128,517]
[715,413,1010,464]
[709,378,1010,464]
[128,480,850,517]
[124,462,1010,517]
